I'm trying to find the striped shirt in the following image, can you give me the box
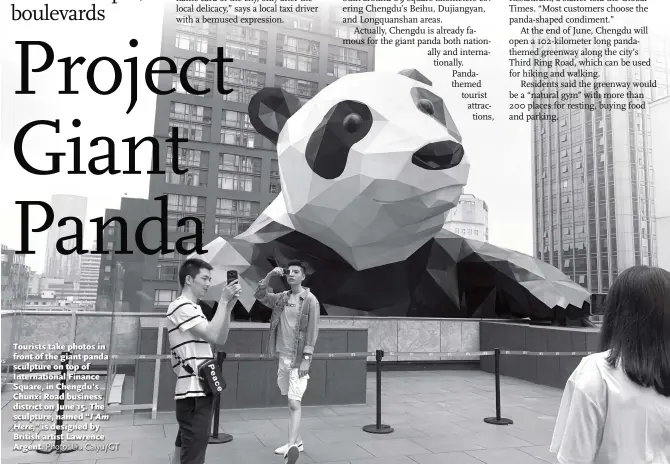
[166,296,213,399]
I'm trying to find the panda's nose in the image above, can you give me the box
[411,141,464,170]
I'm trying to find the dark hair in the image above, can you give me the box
[287,260,306,276]
[178,258,213,287]
[598,265,670,397]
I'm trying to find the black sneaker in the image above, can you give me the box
[285,444,299,464]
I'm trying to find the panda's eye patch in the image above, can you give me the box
[417,99,434,115]
[343,113,362,132]
[410,87,462,143]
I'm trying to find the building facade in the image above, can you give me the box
[43,194,88,282]
[442,193,489,242]
[96,198,160,312]
[138,6,375,312]
[531,34,669,293]
[650,96,670,271]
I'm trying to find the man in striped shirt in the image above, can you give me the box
[167,258,241,464]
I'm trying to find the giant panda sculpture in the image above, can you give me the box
[193,69,592,326]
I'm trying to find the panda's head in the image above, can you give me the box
[249,69,469,243]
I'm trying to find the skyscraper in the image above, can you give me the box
[140,6,376,312]
[43,194,88,282]
[531,34,670,293]
[76,241,101,306]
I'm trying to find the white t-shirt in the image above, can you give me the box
[166,296,213,400]
[551,351,670,464]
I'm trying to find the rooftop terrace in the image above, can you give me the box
[2,369,562,464]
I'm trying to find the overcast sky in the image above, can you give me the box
[2,0,668,274]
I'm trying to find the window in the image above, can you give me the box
[327,45,369,77]
[168,103,212,144]
[276,34,320,72]
[270,159,280,177]
[223,67,266,105]
[154,289,177,307]
[175,32,214,53]
[225,26,268,46]
[216,198,260,217]
[214,217,255,236]
[156,264,178,281]
[225,43,265,64]
[167,194,206,213]
[333,25,362,40]
[166,148,209,169]
[217,172,260,192]
[218,154,261,175]
[270,181,281,194]
[168,121,209,142]
[275,76,319,102]
[104,266,111,272]
[220,111,267,148]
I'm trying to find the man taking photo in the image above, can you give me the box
[167,258,241,464]
[255,261,320,464]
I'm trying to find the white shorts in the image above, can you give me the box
[277,356,309,402]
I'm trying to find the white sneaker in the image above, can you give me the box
[274,442,304,455]
[285,445,300,464]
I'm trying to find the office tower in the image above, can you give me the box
[43,194,88,282]
[531,34,670,293]
[443,193,489,242]
[139,6,375,312]
[76,241,102,306]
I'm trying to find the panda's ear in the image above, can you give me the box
[398,69,432,86]
[248,87,302,144]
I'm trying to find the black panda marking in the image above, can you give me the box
[411,87,462,143]
[305,100,372,180]
[412,141,464,171]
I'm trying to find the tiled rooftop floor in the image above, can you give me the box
[2,369,562,464]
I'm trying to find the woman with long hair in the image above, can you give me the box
[550,265,670,463]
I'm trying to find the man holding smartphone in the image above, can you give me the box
[255,260,320,464]
[167,258,241,464]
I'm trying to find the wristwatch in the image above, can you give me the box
[303,354,312,361]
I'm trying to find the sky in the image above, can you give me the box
[2,0,668,274]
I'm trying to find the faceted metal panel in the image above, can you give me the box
[190,69,591,326]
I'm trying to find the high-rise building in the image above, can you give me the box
[650,95,670,270]
[76,241,101,305]
[442,193,489,242]
[96,198,159,312]
[138,6,376,312]
[531,34,669,293]
[43,194,88,282]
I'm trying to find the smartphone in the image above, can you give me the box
[227,270,238,284]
